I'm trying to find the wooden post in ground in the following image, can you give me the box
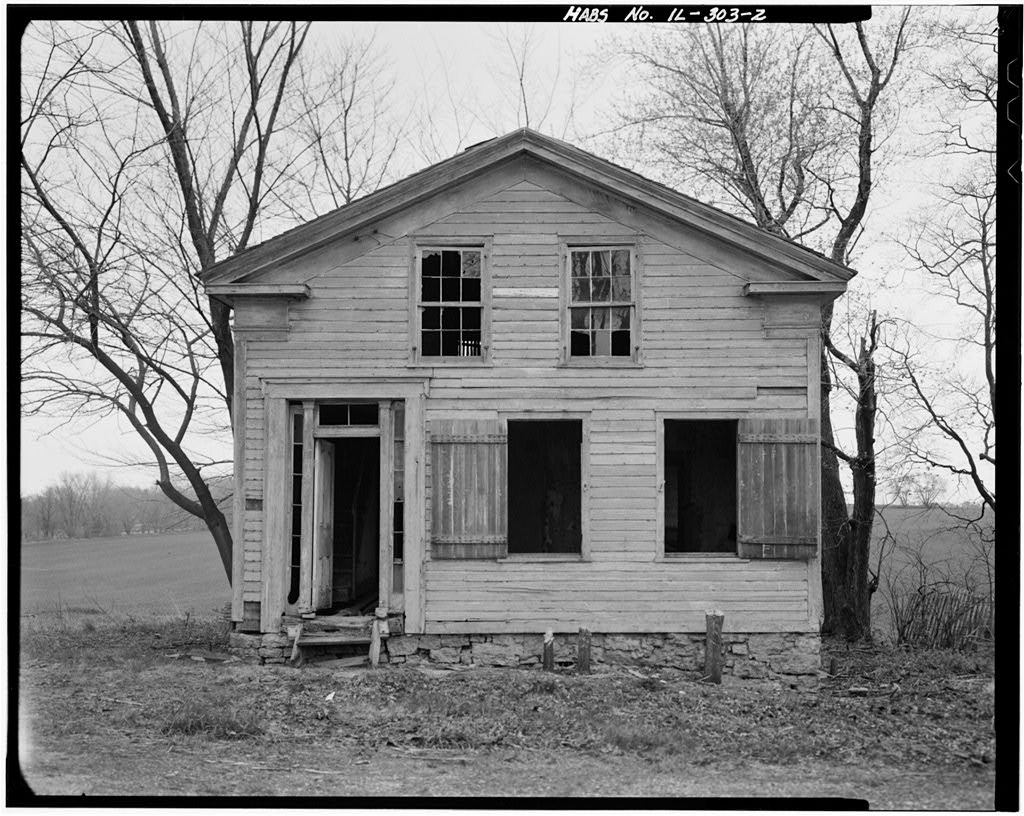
[369,618,381,668]
[705,610,724,684]
[288,624,303,666]
[577,628,591,674]
[542,629,555,671]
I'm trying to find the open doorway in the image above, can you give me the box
[314,437,380,614]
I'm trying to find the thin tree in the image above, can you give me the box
[889,12,996,522]
[21,20,401,579]
[617,14,912,637]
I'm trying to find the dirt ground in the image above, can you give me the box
[13,616,996,806]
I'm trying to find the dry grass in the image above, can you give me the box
[14,617,996,803]
[159,695,265,739]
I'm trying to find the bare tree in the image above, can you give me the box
[483,25,579,138]
[292,31,405,214]
[897,14,995,518]
[38,486,59,540]
[411,24,586,164]
[622,24,842,243]
[409,39,480,164]
[616,13,914,638]
[22,486,60,540]
[21,21,401,579]
[53,472,89,539]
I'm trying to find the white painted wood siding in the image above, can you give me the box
[238,169,815,631]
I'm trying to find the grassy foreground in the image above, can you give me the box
[14,613,996,805]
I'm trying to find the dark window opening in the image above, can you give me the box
[508,420,582,554]
[319,402,379,426]
[664,420,737,554]
[420,247,483,358]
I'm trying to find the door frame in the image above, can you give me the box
[261,381,427,633]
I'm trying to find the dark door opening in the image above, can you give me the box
[664,419,737,554]
[328,437,379,612]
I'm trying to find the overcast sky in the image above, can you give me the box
[18,11,996,500]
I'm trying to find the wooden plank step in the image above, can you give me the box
[298,634,372,647]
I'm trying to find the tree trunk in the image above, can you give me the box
[819,306,876,640]
[200,497,233,581]
[208,295,236,425]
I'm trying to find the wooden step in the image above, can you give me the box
[294,633,371,667]
[299,634,372,647]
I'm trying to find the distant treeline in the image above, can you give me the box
[20,472,232,541]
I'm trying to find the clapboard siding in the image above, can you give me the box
[423,559,812,634]
[238,168,819,632]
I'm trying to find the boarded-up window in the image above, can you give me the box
[430,419,507,558]
[736,418,819,559]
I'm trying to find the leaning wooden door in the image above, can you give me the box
[312,439,335,610]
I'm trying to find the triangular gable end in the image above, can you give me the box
[201,129,855,294]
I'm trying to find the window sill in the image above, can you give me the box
[658,553,747,563]
[406,359,493,368]
[498,554,586,563]
[557,358,644,369]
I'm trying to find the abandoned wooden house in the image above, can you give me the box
[201,129,852,678]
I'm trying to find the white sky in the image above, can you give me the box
[17,11,997,502]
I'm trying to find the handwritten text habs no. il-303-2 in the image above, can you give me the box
[563,6,767,23]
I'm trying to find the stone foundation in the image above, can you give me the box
[227,632,294,664]
[383,632,820,681]
[230,629,821,681]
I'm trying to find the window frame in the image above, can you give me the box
[655,411,746,563]
[409,237,493,366]
[559,237,643,367]
[498,410,591,562]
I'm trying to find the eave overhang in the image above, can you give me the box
[743,281,848,301]
[206,282,311,306]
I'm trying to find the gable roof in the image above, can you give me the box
[199,128,856,287]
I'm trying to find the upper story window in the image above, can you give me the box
[418,247,484,358]
[567,246,637,360]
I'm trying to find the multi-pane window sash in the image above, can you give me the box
[569,247,633,357]
[420,248,483,357]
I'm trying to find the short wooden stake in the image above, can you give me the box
[705,610,724,685]
[542,629,555,671]
[577,628,591,674]
[369,619,381,668]
[289,624,303,665]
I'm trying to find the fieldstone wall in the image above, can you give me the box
[228,632,292,664]
[383,632,820,681]
[228,629,821,680]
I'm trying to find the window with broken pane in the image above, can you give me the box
[569,248,633,357]
[420,248,483,357]
[393,402,405,562]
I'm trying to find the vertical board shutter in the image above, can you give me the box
[430,418,507,559]
[737,418,819,559]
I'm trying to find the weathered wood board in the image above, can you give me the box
[234,163,825,634]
